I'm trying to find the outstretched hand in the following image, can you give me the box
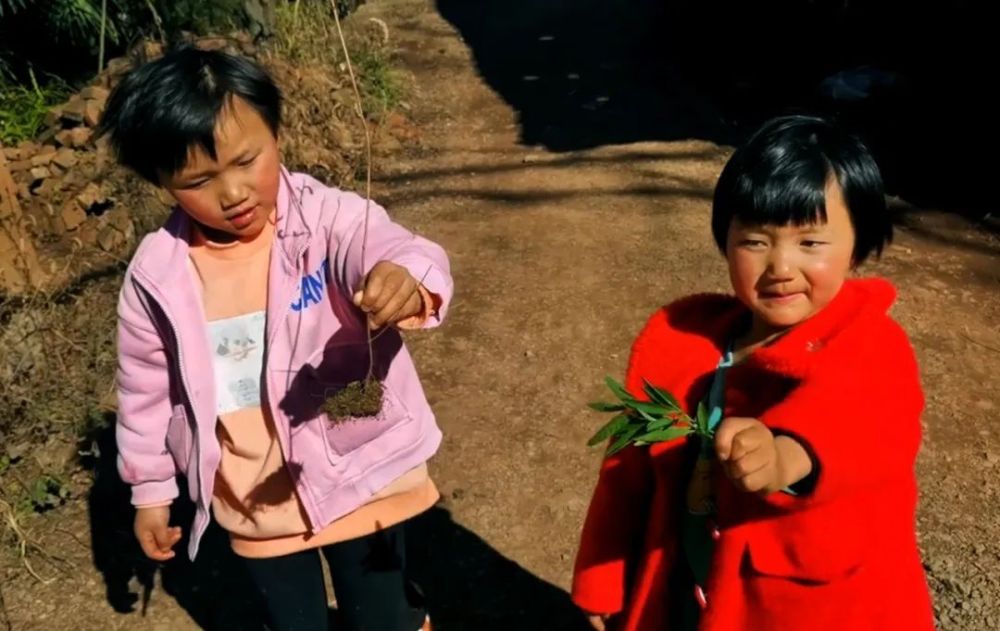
[353,261,424,329]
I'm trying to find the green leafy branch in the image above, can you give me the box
[587,376,712,456]
[0,0,30,17]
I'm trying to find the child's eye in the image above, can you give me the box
[739,239,766,248]
[237,154,258,167]
[181,179,209,190]
[801,240,827,248]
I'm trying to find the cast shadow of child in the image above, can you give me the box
[85,418,265,630]
[87,423,589,630]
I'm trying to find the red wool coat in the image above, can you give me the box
[572,278,934,631]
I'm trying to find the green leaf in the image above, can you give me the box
[587,414,630,447]
[625,400,668,416]
[633,425,691,444]
[0,0,31,18]
[695,401,710,436]
[604,376,636,403]
[605,423,644,456]
[633,407,659,424]
[587,401,626,413]
[624,403,667,425]
[26,475,68,512]
[642,379,681,411]
[643,416,681,432]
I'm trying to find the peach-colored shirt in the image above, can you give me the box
[187,215,438,558]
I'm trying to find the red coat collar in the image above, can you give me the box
[669,278,898,380]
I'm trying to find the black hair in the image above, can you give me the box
[96,46,282,184]
[711,115,891,264]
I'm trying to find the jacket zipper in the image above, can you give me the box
[131,275,203,506]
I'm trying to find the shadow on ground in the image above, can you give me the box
[436,0,998,222]
[85,423,587,630]
[435,0,732,151]
[85,422,265,630]
[408,506,590,631]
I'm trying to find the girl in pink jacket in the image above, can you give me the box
[98,46,452,631]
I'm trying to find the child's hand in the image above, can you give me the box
[586,613,612,631]
[714,417,813,494]
[134,505,182,561]
[353,261,424,330]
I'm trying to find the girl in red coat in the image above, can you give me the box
[573,115,934,631]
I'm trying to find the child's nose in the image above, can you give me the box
[766,248,795,278]
[219,176,249,208]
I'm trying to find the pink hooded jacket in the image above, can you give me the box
[115,169,452,559]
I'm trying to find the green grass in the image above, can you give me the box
[355,46,403,116]
[0,69,69,146]
[273,0,337,64]
[273,0,404,118]
[16,474,70,514]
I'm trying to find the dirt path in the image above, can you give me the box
[2,1,999,629]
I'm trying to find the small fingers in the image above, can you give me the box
[139,528,174,561]
[726,450,769,482]
[714,417,759,460]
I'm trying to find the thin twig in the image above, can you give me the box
[0,535,10,630]
[19,557,52,584]
[319,10,331,41]
[329,2,372,266]
[0,500,57,584]
[289,0,302,49]
[144,0,166,43]
[368,18,390,46]
[0,575,11,631]
[98,0,108,74]
[53,527,91,551]
[50,345,68,375]
[48,328,85,353]
[962,328,1000,354]
[329,0,377,380]
[21,556,56,585]
[6,472,30,497]
[91,246,131,267]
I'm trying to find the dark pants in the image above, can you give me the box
[243,523,426,631]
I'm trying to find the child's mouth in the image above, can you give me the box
[229,206,258,229]
[759,291,804,305]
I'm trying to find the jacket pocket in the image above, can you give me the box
[742,506,868,584]
[292,343,414,461]
[165,404,191,474]
[321,383,412,458]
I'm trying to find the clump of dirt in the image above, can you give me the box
[322,377,384,419]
